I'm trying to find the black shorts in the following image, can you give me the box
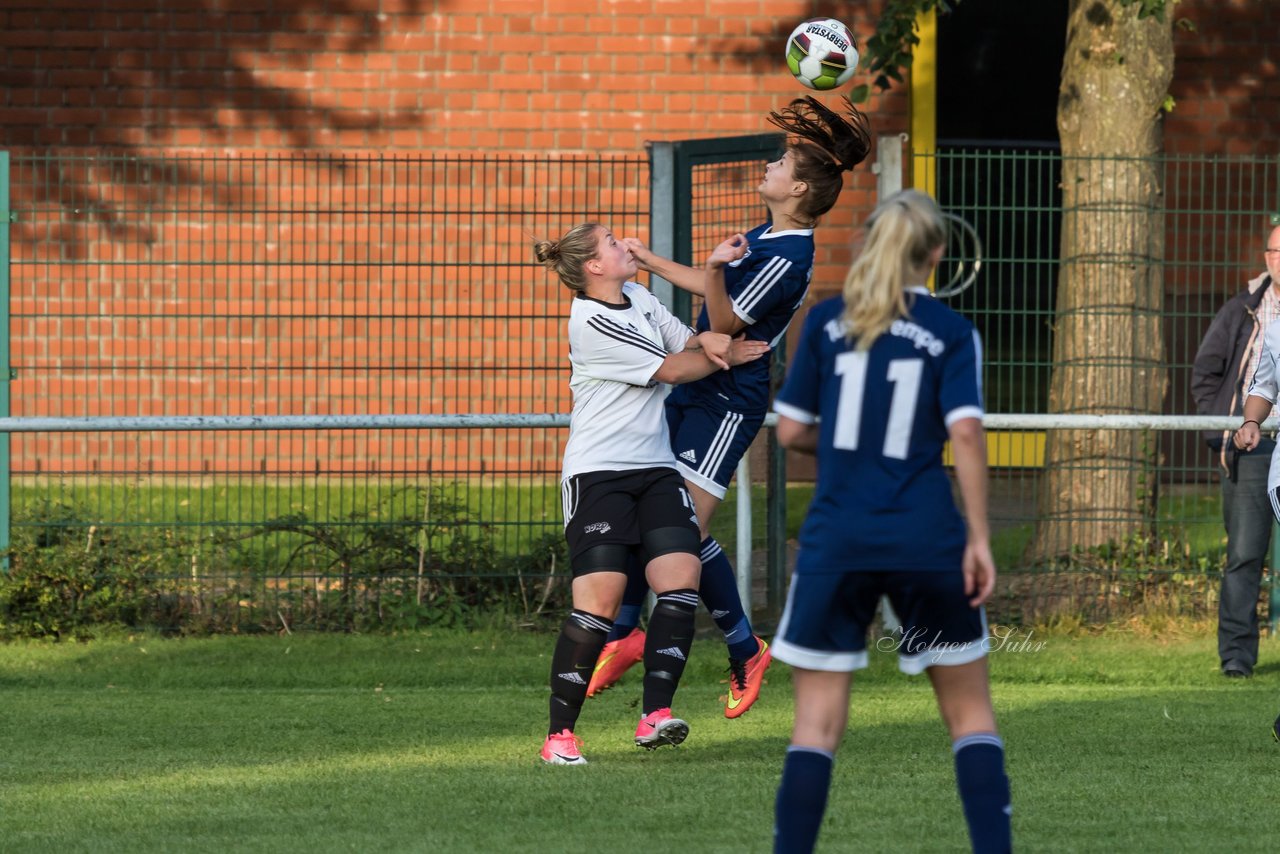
[561,467,701,575]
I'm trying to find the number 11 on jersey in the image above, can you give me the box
[832,352,923,460]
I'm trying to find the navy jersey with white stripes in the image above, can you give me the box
[773,289,985,573]
[562,282,696,480]
[687,222,814,414]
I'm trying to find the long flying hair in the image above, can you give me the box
[767,96,872,227]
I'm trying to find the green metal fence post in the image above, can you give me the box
[666,133,782,323]
[0,151,10,570]
[647,141,678,313]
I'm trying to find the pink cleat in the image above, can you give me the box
[634,707,689,750]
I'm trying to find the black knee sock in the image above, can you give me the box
[548,609,612,735]
[642,588,698,714]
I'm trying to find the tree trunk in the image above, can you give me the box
[1028,1,1174,561]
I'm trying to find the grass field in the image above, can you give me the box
[1,625,1276,852]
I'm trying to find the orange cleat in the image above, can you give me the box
[725,636,772,719]
[586,628,646,697]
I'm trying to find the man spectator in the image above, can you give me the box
[1191,223,1280,679]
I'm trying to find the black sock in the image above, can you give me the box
[548,609,612,736]
[642,588,698,714]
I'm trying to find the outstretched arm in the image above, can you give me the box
[623,238,706,296]
[704,234,750,335]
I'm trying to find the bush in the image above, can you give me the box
[0,517,197,639]
[994,532,1224,625]
[1,489,570,638]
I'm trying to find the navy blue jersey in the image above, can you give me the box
[687,222,814,415]
[773,289,984,573]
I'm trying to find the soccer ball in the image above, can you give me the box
[785,18,859,91]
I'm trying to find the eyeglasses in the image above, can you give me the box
[1267,248,1280,255]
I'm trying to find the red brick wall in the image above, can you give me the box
[5,0,1277,479]
[2,2,904,477]
[0,1,907,150]
[12,1,1268,157]
[1158,0,1280,301]
[0,0,905,274]
[1164,0,1280,157]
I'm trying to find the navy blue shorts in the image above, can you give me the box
[665,393,764,500]
[772,570,988,674]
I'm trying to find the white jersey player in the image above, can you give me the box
[533,222,769,766]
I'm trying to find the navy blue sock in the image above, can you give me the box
[606,555,649,642]
[698,537,759,660]
[774,746,834,854]
[953,733,1012,854]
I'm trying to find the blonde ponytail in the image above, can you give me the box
[841,190,947,349]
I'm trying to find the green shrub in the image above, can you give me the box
[0,520,197,639]
[1,488,570,638]
[995,531,1224,626]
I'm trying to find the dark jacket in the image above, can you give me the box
[1191,272,1276,463]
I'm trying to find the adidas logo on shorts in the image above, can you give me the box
[558,671,588,685]
[655,646,686,660]
[711,609,730,619]
[679,449,698,463]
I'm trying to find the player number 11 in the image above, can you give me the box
[832,352,923,460]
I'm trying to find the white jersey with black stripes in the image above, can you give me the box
[562,281,696,480]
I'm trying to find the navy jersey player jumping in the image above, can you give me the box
[771,191,1012,853]
[586,96,872,719]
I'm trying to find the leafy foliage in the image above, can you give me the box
[998,530,1221,626]
[0,508,198,640]
[851,0,956,103]
[1118,0,1172,22]
[0,489,570,638]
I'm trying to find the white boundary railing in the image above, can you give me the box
[0,413,1269,611]
[0,413,1266,433]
